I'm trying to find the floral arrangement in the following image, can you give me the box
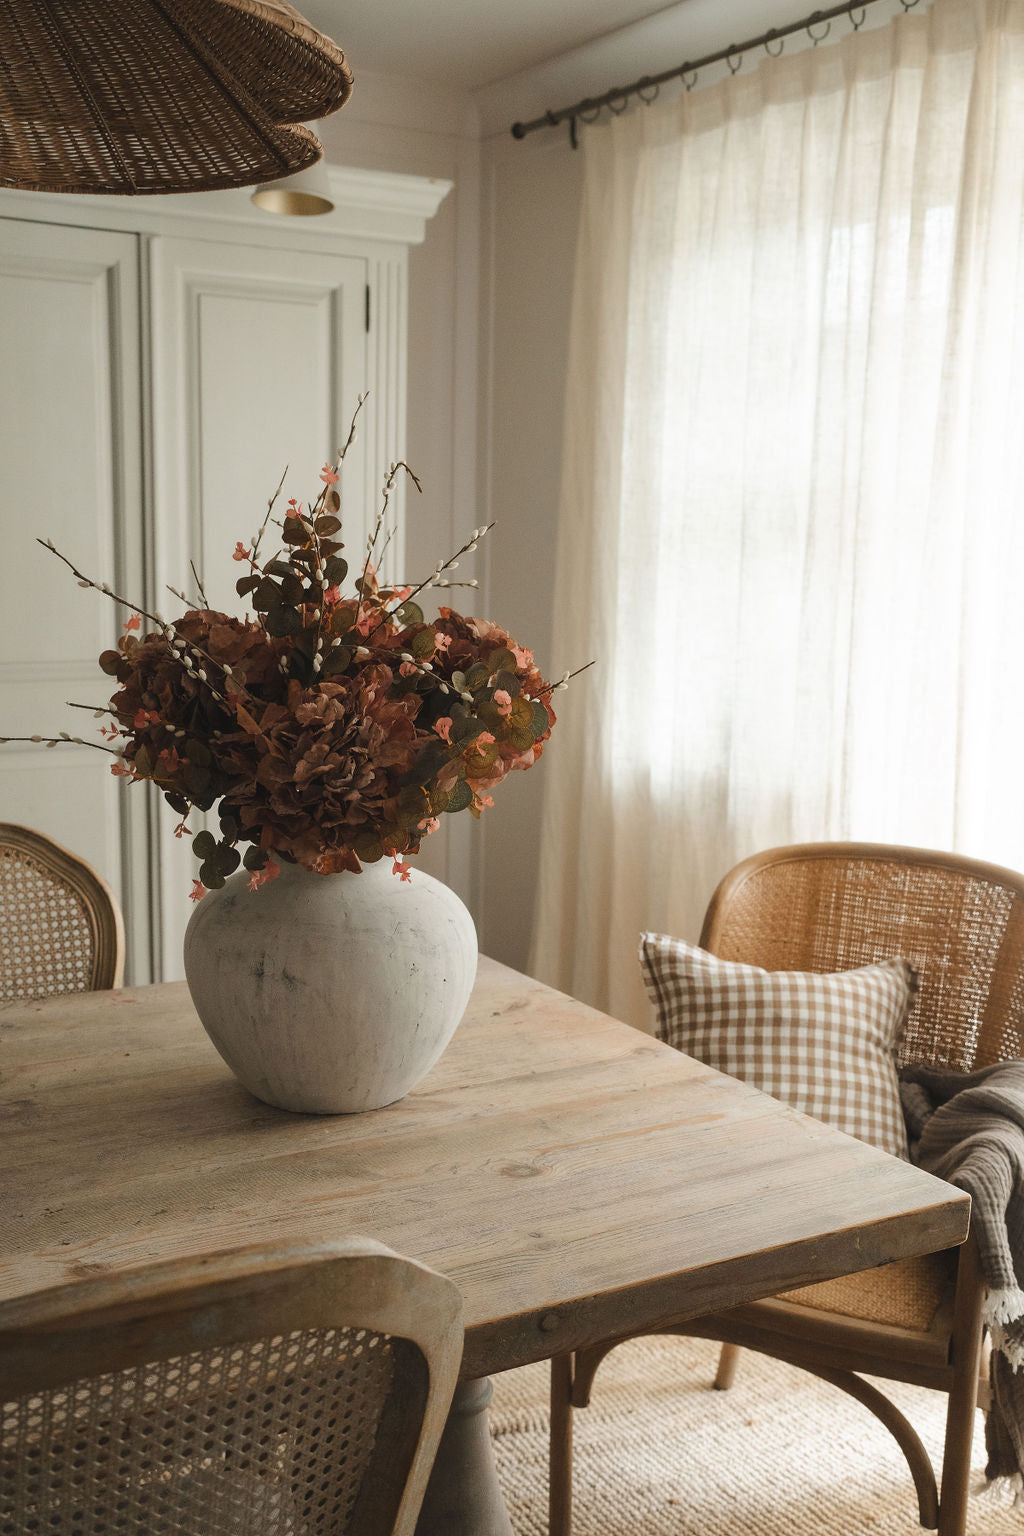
[5,403,578,899]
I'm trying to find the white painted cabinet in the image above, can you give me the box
[0,219,152,976]
[0,171,450,983]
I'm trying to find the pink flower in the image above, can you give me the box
[434,717,453,744]
[248,858,281,893]
[493,690,512,717]
[232,542,251,562]
[320,465,339,486]
[188,880,206,903]
[399,661,419,678]
[100,721,119,740]
[110,760,134,778]
[417,816,440,835]
[477,731,495,745]
[476,793,495,809]
[122,613,141,633]
[393,857,412,882]
[433,631,451,652]
[133,708,159,729]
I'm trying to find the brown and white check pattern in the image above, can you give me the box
[638,935,914,1159]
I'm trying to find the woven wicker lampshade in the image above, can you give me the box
[0,0,353,197]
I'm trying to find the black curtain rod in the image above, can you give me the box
[510,0,920,144]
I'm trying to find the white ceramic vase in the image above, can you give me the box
[183,859,477,1114]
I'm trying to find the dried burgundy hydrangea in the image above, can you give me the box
[31,443,564,898]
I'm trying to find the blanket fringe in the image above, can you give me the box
[982,1286,1024,1328]
[990,1324,1024,1372]
[973,1472,1024,1503]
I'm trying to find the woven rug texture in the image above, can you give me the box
[489,1335,1022,1535]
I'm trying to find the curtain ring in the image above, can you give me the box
[682,69,699,91]
[726,48,743,75]
[849,6,868,27]
[636,77,660,105]
[607,90,630,115]
[807,14,831,43]
[763,29,785,57]
[579,101,602,124]
[899,0,922,9]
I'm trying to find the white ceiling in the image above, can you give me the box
[299,0,695,93]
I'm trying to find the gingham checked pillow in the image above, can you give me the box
[638,934,914,1159]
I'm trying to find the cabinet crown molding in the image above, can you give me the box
[0,165,452,248]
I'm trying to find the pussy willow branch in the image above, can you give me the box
[534,658,596,697]
[0,732,123,756]
[189,560,209,609]
[38,539,250,704]
[359,460,423,605]
[398,520,493,612]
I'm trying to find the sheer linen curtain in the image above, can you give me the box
[530,0,1024,1028]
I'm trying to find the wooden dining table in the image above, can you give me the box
[1,955,970,1534]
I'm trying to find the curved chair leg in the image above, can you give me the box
[714,1342,741,1390]
[805,1365,939,1527]
[937,1234,986,1536]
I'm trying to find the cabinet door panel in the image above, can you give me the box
[0,220,150,980]
[150,237,369,978]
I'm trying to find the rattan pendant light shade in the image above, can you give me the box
[0,0,353,196]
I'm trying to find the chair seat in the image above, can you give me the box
[780,1248,958,1332]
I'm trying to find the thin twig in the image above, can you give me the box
[0,733,124,756]
[534,659,597,697]
[189,560,209,608]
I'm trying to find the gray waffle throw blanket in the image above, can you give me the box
[900,1059,1024,1484]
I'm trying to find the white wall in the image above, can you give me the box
[319,70,584,971]
[317,75,483,906]
[475,132,583,970]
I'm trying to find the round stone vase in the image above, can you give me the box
[183,859,477,1114]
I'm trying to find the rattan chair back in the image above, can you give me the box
[0,824,125,1000]
[701,841,1024,1072]
[0,1237,463,1536]
[553,842,1024,1536]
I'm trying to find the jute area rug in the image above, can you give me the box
[489,1335,1022,1536]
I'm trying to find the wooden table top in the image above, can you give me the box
[0,957,969,1379]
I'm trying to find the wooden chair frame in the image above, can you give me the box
[0,822,125,995]
[550,842,1024,1536]
[0,1236,464,1536]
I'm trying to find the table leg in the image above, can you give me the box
[415,1376,514,1535]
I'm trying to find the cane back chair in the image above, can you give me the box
[0,823,125,999]
[550,842,1024,1536]
[0,1236,464,1536]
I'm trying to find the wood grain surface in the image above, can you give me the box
[0,957,970,1380]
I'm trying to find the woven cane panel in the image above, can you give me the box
[779,1250,957,1332]
[0,1325,405,1536]
[711,855,1024,1072]
[0,848,96,1002]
